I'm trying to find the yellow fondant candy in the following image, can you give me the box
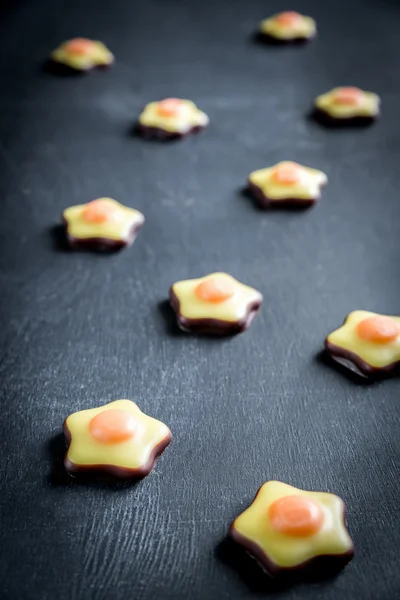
[64,400,171,472]
[51,38,114,70]
[171,272,262,323]
[259,12,316,40]
[248,162,327,201]
[315,88,380,119]
[63,198,144,242]
[138,99,209,133]
[326,310,400,369]
[231,481,353,569]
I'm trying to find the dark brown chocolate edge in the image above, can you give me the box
[257,32,315,45]
[46,59,113,75]
[324,315,400,380]
[63,419,172,480]
[229,486,355,579]
[312,107,378,128]
[247,180,320,210]
[62,216,144,251]
[168,286,262,336]
[136,123,206,141]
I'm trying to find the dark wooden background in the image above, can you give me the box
[0,1,399,599]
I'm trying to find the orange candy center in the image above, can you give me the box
[333,87,364,106]
[272,162,303,185]
[89,409,136,444]
[195,275,236,303]
[357,316,400,344]
[156,98,184,117]
[82,199,119,223]
[268,495,324,537]
[275,11,303,26]
[65,38,96,56]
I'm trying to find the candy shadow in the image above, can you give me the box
[46,433,142,491]
[50,224,70,252]
[40,59,85,77]
[216,537,343,593]
[130,123,188,143]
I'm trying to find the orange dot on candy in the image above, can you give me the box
[83,199,118,223]
[156,98,183,117]
[89,409,136,444]
[195,275,236,303]
[357,316,400,344]
[275,11,302,26]
[272,162,303,185]
[268,495,324,537]
[333,87,364,105]
[65,38,95,56]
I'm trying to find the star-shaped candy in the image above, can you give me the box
[314,87,380,125]
[248,161,327,208]
[230,481,354,578]
[50,38,114,72]
[169,272,262,335]
[259,11,316,43]
[63,400,172,479]
[137,98,209,140]
[325,310,400,378]
[62,197,145,251]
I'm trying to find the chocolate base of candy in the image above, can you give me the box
[169,287,262,335]
[136,123,205,141]
[312,108,377,128]
[324,340,400,380]
[247,181,317,209]
[63,421,172,480]
[256,32,315,45]
[43,59,112,75]
[63,218,144,251]
[230,527,354,579]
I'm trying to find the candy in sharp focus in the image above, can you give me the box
[313,87,380,125]
[230,480,354,578]
[325,310,400,378]
[137,98,209,140]
[248,161,327,208]
[258,11,316,43]
[50,38,114,72]
[63,399,172,479]
[62,197,145,251]
[169,272,262,335]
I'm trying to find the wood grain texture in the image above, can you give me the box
[0,1,400,599]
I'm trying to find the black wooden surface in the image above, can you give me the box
[1,1,399,599]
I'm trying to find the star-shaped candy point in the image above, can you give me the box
[63,400,172,479]
[325,310,400,378]
[259,11,316,41]
[314,87,380,122]
[230,481,354,577]
[50,38,114,71]
[138,98,209,138]
[62,197,145,250]
[169,272,262,335]
[248,161,327,208]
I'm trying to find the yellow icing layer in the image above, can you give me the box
[171,272,262,323]
[259,14,316,39]
[232,481,353,568]
[138,99,209,133]
[51,39,114,70]
[248,162,327,201]
[315,89,380,118]
[326,310,400,368]
[65,399,171,470]
[63,198,144,241]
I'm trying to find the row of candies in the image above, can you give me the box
[48,9,394,583]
